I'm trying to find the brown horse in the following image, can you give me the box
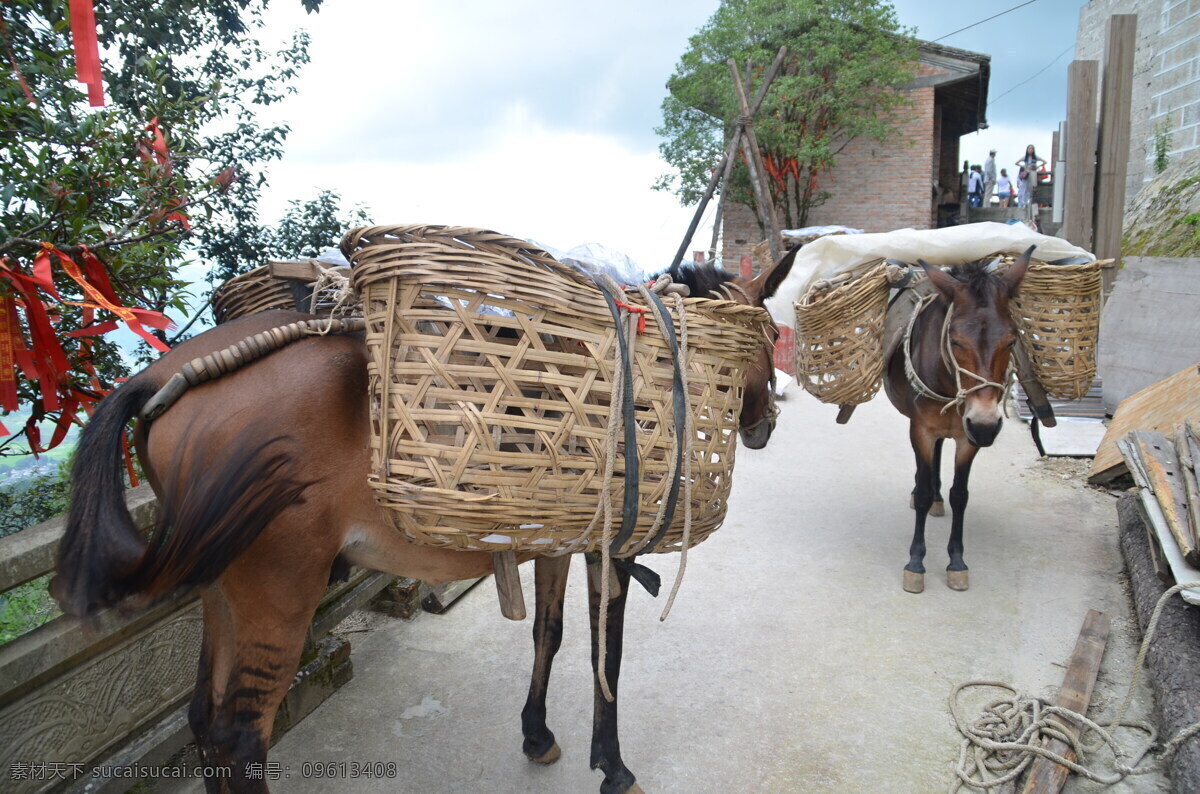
[883,247,1031,594]
[51,249,797,794]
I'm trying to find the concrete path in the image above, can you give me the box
[269,391,1169,793]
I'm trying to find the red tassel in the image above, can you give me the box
[67,0,104,106]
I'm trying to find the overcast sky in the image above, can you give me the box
[254,0,1084,270]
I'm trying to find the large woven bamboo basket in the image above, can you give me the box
[343,224,771,556]
[793,261,890,405]
[1008,259,1101,400]
[211,263,359,323]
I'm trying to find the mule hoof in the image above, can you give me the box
[946,570,969,591]
[903,570,925,594]
[930,501,945,517]
[527,742,561,765]
[625,785,645,794]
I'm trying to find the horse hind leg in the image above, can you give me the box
[587,560,641,794]
[522,555,571,765]
[199,537,336,791]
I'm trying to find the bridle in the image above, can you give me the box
[710,280,780,434]
[903,291,1011,416]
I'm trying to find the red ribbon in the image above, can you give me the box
[0,246,174,448]
[67,0,104,106]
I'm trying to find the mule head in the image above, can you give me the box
[731,243,801,449]
[918,245,1031,447]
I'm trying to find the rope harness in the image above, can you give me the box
[949,581,1200,791]
[902,292,1011,416]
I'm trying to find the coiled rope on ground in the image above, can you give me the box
[949,581,1200,792]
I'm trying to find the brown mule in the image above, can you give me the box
[883,247,1031,594]
[52,248,798,793]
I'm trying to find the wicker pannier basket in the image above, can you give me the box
[792,261,890,405]
[343,224,771,556]
[211,263,360,324]
[1008,259,1101,400]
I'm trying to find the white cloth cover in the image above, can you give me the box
[764,223,1094,329]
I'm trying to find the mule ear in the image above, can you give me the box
[749,242,802,304]
[919,259,958,301]
[1002,245,1035,298]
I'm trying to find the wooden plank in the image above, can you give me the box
[1019,610,1111,794]
[1090,364,1200,483]
[1093,15,1137,290]
[492,551,526,621]
[1133,430,1198,566]
[1063,61,1099,251]
[268,259,320,282]
[421,577,483,614]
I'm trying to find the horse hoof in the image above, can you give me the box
[947,570,969,591]
[903,570,925,593]
[930,501,945,517]
[527,742,561,765]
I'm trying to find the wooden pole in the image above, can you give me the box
[728,57,782,264]
[1063,61,1100,250]
[1019,610,1110,794]
[1094,14,1137,292]
[491,551,526,621]
[668,46,789,271]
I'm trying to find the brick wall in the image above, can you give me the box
[1077,0,1200,206]
[720,59,957,271]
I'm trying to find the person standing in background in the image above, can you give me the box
[1016,144,1045,210]
[983,150,997,207]
[996,168,1012,208]
[967,165,984,208]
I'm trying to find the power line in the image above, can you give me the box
[932,0,1040,43]
[989,44,1074,107]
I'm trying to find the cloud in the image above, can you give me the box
[260,107,704,270]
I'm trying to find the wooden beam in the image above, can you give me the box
[669,46,788,271]
[492,551,526,621]
[1093,15,1137,291]
[1019,610,1111,794]
[421,577,483,614]
[1063,61,1099,250]
[728,58,782,264]
[268,260,320,282]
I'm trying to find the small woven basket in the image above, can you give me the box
[343,224,771,556]
[1008,259,1101,400]
[793,261,890,405]
[211,263,360,323]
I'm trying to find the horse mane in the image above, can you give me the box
[945,260,1004,307]
[654,261,735,298]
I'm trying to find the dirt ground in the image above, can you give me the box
[260,390,1170,793]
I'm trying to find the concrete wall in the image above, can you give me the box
[1076,0,1200,208]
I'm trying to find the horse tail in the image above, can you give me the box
[52,376,311,617]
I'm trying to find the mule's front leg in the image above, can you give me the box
[587,559,639,794]
[905,426,938,594]
[946,442,980,591]
[521,554,571,764]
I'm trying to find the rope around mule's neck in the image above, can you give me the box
[902,292,1011,416]
[948,581,1200,792]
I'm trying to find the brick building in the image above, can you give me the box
[1076,0,1200,209]
[721,41,990,273]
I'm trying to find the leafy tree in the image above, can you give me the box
[0,0,322,453]
[655,0,917,230]
[256,189,371,270]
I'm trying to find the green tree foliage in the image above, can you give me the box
[0,0,322,451]
[655,0,916,230]
[265,189,372,262]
